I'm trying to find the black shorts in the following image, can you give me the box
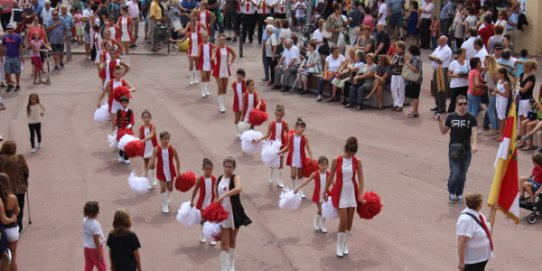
[405,83,421,99]
[51,43,64,53]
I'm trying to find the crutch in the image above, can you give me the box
[26,190,31,225]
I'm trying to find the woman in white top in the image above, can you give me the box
[456,192,493,271]
[216,157,251,271]
[311,18,325,51]
[493,67,512,136]
[264,25,279,87]
[330,48,364,103]
[447,48,470,113]
[324,137,364,258]
[316,46,345,102]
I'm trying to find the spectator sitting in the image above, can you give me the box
[316,45,345,102]
[329,48,364,103]
[354,25,375,54]
[272,38,301,92]
[346,53,377,110]
[365,55,392,110]
[298,42,322,94]
[520,153,542,204]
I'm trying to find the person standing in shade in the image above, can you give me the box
[429,36,452,114]
[438,95,478,203]
[419,0,434,49]
[439,0,454,38]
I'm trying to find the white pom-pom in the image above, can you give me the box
[94,104,109,123]
[118,134,138,151]
[107,133,118,149]
[278,188,302,211]
[176,201,202,226]
[322,197,338,220]
[202,221,222,241]
[237,121,250,135]
[261,140,281,168]
[128,171,150,194]
[240,130,263,155]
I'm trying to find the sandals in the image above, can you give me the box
[408,112,419,118]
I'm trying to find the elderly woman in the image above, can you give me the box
[346,53,376,110]
[311,18,325,51]
[404,45,423,118]
[325,3,344,47]
[0,140,29,232]
[456,192,493,271]
[263,24,279,85]
[354,25,375,54]
[316,46,345,102]
[299,42,322,94]
[328,48,363,103]
[365,55,392,110]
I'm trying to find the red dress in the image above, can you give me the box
[286,134,306,168]
[269,120,289,148]
[232,80,246,113]
[195,175,217,210]
[241,90,259,120]
[186,30,202,57]
[108,79,127,110]
[196,10,212,36]
[212,46,233,78]
[197,42,215,71]
[115,16,134,42]
[156,146,177,182]
[330,156,360,208]
[139,124,158,147]
[312,171,330,204]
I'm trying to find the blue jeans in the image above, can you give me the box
[467,94,482,116]
[262,51,269,81]
[448,151,472,196]
[487,95,498,129]
[318,79,331,96]
[348,84,370,106]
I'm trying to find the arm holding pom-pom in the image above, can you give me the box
[253,122,272,143]
[324,158,338,197]
[125,79,136,93]
[357,158,365,203]
[216,175,242,203]
[190,178,201,207]
[295,171,315,194]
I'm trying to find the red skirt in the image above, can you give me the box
[31,56,42,71]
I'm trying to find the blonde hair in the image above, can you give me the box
[112,209,132,235]
[524,59,539,72]
[485,55,498,78]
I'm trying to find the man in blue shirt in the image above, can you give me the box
[46,10,67,70]
[59,5,73,62]
[440,0,454,38]
[1,24,24,92]
[387,0,404,37]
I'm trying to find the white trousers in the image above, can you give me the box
[390,75,405,107]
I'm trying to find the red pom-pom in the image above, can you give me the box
[113,86,132,102]
[116,128,134,141]
[259,99,267,112]
[174,171,197,192]
[124,140,145,157]
[356,191,382,219]
[201,202,230,222]
[248,109,268,126]
[302,158,318,178]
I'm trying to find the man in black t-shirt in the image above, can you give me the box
[374,23,390,56]
[438,95,479,204]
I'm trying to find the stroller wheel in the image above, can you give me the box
[45,80,51,85]
[528,214,537,224]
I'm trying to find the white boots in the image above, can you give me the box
[147,169,157,190]
[201,82,211,98]
[200,228,216,246]
[313,215,327,233]
[220,249,236,271]
[218,95,226,113]
[228,249,235,271]
[268,168,274,184]
[276,169,284,188]
[336,232,345,258]
[161,192,170,214]
[343,231,350,255]
[190,70,195,85]
[297,178,306,199]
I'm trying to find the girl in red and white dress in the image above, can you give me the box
[323,137,365,258]
[98,41,127,88]
[232,69,246,136]
[116,96,134,165]
[212,34,237,113]
[97,66,135,131]
[146,131,181,214]
[197,32,214,98]
[240,80,262,130]
[116,6,134,56]
[190,158,217,246]
[180,18,204,85]
[254,104,288,187]
[196,1,216,40]
[139,110,158,189]
[278,118,313,198]
[295,156,330,233]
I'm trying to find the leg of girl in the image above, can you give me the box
[9,238,17,271]
[228,228,239,270]
[36,123,42,148]
[189,56,196,84]
[343,207,355,255]
[28,124,36,152]
[276,156,284,188]
[290,167,297,191]
[296,167,305,199]
[220,228,231,270]
[160,180,169,214]
[317,203,327,233]
[337,208,348,258]
[166,179,173,206]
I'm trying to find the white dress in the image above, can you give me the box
[161,148,172,182]
[219,47,229,78]
[243,93,254,122]
[202,43,212,71]
[318,172,327,203]
[190,32,199,57]
[110,79,123,113]
[218,177,235,228]
[273,122,282,142]
[235,83,243,110]
[143,126,153,158]
[292,136,302,168]
[495,81,508,120]
[339,157,357,208]
[202,177,213,209]
[121,17,130,42]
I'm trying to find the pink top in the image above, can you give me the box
[30,39,43,57]
[467,69,482,94]
[362,15,374,33]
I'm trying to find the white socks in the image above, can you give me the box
[337,232,345,258]
[228,248,236,271]
[190,70,195,84]
[343,230,350,255]
[276,169,284,188]
[161,193,169,214]
[268,168,275,184]
[218,95,226,113]
[220,251,229,271]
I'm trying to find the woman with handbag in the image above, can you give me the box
[404,45,423,118]
[467,57,486,118]
[324,3,344,47]
[346,53,377,110]
[329,48,362,103]
[299,42,322,94]
[316,46,345,102]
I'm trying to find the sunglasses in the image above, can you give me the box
[458,102,467,106]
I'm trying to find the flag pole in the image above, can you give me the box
[489,203,497,231]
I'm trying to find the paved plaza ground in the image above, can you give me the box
[1,42,541,270]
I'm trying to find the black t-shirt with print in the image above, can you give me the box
[445,112,477,151]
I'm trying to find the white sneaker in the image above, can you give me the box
[118,155,124,162]
[319,216,328,233]
[457,195,464,203]
[300,190,306,199]
[124,159,130,165]
[31,148,36,153]
[162,204,170,214]
[200,232,207,243]
[210,240,217,246]
[277,180,285,188]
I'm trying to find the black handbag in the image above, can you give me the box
[449,143,466,161]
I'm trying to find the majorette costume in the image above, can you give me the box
[241,0,258,43]
[241,90,259,122]
[197,10,213,37]
[213,46,233,113]
[286,133,307,197]
[140,123,158,187]
[116,108,134,163]
[109,79,127,113]
[156,145,178,214]
[329,155,360,257]
[232,80,246,113]
[313,170,330,233]
[187,27,202,85]
[198,41,215,97]
[273,0,286,19]
[267,120,289,186]
[116,15,134,43]
[195,175,217,210]
[256,0,270,44]
[216,174,252,271]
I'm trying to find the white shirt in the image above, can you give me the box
[283,45,301,66]
[83,8,93,18]
[265,33,279,57]
[377,2,388,25]
[448,60,469,88]
[161,147,172,181]
[325,54,346,72]
[420,2,434,19]
[202,177,213,208]
[461,37,477,61]
[456,208,493,264]
[311,29,323,51]
[244,93,255,121]
[242,0,258,14]
[127,0,140,18]
[293,2,307,18]
[83,217,105,249]
[473,47,488,67]
[273,0,286,14]
[41,8,53,24]
[430,45,452,70]
[274,122,282,142]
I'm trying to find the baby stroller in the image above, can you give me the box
[520,193,542,224]
[38,49,51,85]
